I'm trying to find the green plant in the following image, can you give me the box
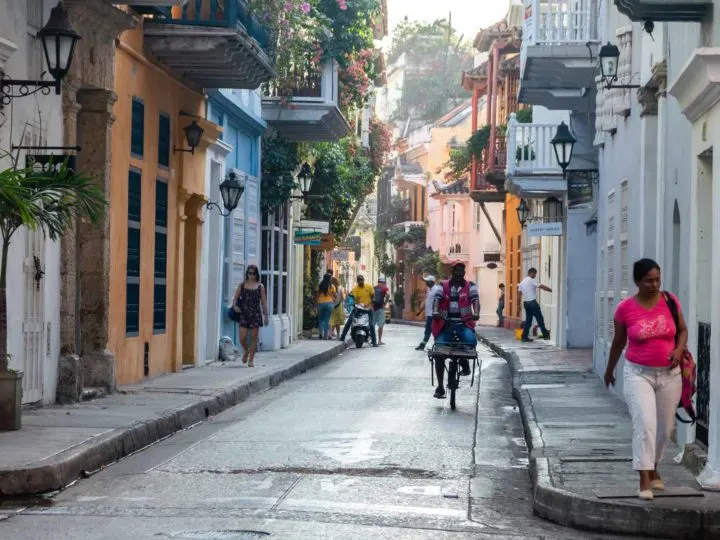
[304,138,375,240]
[515,107,533,123]
[261,136,301,212]
[442,125,491,180]
[0,160,106,370]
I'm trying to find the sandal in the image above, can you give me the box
[650,479,665,491]
[241,351,249,364]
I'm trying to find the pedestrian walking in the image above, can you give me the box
[372,276,390,345]
[518,268,551,341]
[231,264,269,367]
[604,258,686,500]
[415,275,437,350]
[316,273,337,340]
[497,283,505,327]
[329,276,345,338]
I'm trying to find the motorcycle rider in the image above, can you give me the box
[430,261,480,399]
[339,274,378,347]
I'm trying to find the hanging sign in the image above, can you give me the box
[332,250,350,261]
[294,230,322,245]
[309,234,335,251]
[25,154,77,175]
[527,222,563,237]
[297,219,330,233]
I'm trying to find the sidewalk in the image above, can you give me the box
[0,339,350,497]
[478,326,720,539]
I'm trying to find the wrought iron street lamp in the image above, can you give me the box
[174,121,204,154]
[291,162,320,201]
[0,2,81,107]
[516,199,530,228]
[207,171,245,217]
[599,42,639,90]
[551,122,576,176]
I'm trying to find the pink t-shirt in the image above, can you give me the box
[614,293,679,368]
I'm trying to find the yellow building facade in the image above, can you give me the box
[110,23,221,384]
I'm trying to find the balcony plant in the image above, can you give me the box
[0,159,105,429]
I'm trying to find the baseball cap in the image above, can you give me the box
[378,276,386,282]
[424,275,436,282]
[450,260,466,268]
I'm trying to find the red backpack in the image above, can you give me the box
[663,292,697,424]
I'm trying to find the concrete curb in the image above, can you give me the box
[477,333,720,539]
[0,340,351,496]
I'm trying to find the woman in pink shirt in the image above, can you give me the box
[605,258,687,500]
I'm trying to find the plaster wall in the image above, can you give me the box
[0,0,64,404]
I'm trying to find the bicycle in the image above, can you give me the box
[427,326,479,410]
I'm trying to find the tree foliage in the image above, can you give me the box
[305,138,376,240]
[260,136,300,213]
[388,18,473,123]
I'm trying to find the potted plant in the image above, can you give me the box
[0,159,105,430]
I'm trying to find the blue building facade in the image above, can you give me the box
[199,90,265,362]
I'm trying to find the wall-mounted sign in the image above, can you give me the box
[297,219,330,233]
[567,172,594,209]
[527,222,563,237]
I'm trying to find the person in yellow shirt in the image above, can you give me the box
[339,275,377,346]
[316,273,338,339]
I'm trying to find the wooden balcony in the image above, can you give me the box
[261,59,351,142]
[141,0,276,89]
[482,134,507,187]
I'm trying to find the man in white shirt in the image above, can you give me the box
[518,267,552,342]
[415,275,437,351]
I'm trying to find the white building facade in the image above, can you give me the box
[0,0,65,404]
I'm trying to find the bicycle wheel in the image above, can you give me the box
[448,361,457,410]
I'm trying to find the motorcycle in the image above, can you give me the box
[349,303,373,348]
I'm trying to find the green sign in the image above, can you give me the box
[294,230,322,245]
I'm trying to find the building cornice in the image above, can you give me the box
[668,48,720,123]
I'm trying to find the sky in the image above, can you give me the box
[386,0,512,47]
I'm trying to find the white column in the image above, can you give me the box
[697,142,720,490]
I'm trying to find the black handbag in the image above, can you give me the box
[228,284,243,322]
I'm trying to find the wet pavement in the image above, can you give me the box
[1,325,652,539]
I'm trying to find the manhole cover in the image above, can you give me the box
[159,531,270,539]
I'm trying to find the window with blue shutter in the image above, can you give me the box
[153,180,168,333]
[131,98,144,158]
[158,113,170,168]
[126,169,142,335]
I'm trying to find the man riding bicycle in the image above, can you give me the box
[430,261,480,399]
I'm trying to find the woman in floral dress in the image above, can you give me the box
[231,264,269,367]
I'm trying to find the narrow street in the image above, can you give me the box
[2,326,633,539]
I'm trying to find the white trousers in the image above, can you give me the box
[623,362,682,471]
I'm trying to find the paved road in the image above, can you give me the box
[1,325,645,539]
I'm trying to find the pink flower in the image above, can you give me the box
[336,0,347,10]
[284,2,293,11]
[300,2,311,13]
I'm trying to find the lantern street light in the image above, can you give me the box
[551,121,576,176]
[174,121,204,154]
[291,162,319,200]
[516,198,530,228]
[1,2,81,107]
[598,42,639,90]
[207,171,245,217]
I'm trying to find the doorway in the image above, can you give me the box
[695,151,712,445]
[182,195,204,367]
[204,161,224,362]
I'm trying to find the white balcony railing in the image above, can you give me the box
[506,113,563,176]
[521,0,599,76]
[263,59,339,105]
[442,232,470,260]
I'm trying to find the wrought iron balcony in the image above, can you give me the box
[519,0,599,111]
[261,59,351,142]
[141,0,276,89]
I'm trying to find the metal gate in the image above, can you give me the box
[697,322,711,445]
[22,229,46,404]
